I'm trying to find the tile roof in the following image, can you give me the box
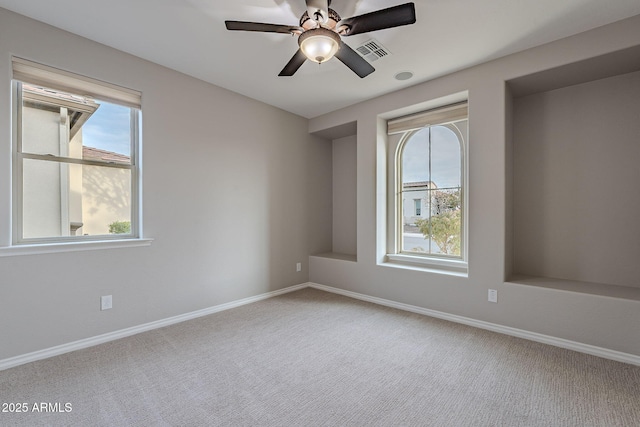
[83,146,130,164]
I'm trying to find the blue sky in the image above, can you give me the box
[82,101,131,157]
[402,125,461,189]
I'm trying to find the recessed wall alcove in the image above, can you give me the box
[310,121,357,262]
[506,45,640,300]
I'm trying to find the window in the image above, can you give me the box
[11,58,142,245]
[387,101,467,272]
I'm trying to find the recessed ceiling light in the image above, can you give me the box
[394,71,413,81]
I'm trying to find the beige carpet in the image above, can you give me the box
[1,287,639,426]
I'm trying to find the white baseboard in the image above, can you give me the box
[4,281,638,371]
[0,283,310,371]
[308,283,640,367]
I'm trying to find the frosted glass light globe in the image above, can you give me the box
[299,28,340,64]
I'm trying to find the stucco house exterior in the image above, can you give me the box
[402,180,437,227]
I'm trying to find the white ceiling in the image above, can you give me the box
[1,0,640,118]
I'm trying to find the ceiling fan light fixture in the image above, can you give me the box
[299,28,340,63]
[226,2,416,77]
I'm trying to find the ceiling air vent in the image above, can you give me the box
[355,39,391,62]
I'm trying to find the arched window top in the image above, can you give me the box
[390,109,467,263]
[399,123,465,191]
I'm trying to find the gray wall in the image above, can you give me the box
[309,15,640,356]
[332,135,357,256]
[513,71,640,288]
[0,8,329,360]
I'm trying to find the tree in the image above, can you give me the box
[108,220,131,234]
[415,190,461,255]
[432,190,460,215]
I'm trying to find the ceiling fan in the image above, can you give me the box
[225,1,416,78]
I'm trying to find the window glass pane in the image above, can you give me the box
[399,123,463,258]
[21,84,132,165]
[22,158,131,239]
[22,159,65,239]
[401,129,429,254]
[21,93,67,157]
[429,124,462,257]
[81,163,132,235]
[401,127,428,184]
[82,101,132,161]
[430,125,461,188]
[428,188,461,256]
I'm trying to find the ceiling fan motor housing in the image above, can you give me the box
[300,8,341,31]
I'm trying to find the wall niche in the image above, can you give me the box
[506,45,640,300]
[310,121,357,262]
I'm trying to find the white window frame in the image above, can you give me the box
[0,57,151,256]
[386,101,468,274]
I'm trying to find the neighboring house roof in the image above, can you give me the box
[23,84,99,140]
[83,146,130,164]
[23,84,97,108]
[403,181,437,189]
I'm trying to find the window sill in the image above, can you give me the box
[0,238,153,257]
[311,252,357,263]
[384,253,468,277]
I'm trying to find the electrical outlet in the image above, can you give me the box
[101,295,113,311]
[296,262,302,272]
[488,289,498,303]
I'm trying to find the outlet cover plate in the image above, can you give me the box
[101,295,113,310]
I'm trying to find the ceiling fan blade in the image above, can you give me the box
[225,21,301,35]
[337,3,416,36]
[279,49,307,76]
[335,41,375,78]
[306,0,329,24]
